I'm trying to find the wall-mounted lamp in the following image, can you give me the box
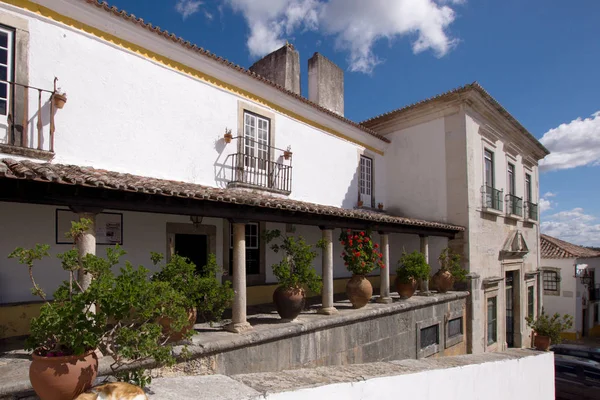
[190,215,203,229]
[580,269,593,287]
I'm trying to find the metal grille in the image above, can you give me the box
[543,271,559,291]
[420,324,439,349]
[525,201,538,221]
[487,297,497,345]
[506,193,523,216]
[483,185,503,211]
[448,317,462,338]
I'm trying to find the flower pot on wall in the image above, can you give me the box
[29,350,98,400]
[395,277,417,299]
[357,200,364,207]
[533,334,551,351]
[273,286,305,320]
[224,132,233,143]
[346,275,373,309]
[158,306,197,342]
[283,151,292,160]
[431,270,454,293]
[52,93,67,109]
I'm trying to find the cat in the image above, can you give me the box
[74,382,148,400]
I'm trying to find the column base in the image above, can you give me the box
[224,321,253,333]
[418,291,434,297]
[317,307,338,315]
[376,296,393,304]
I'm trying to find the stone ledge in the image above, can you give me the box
[0,144,54,161]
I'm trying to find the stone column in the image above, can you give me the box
[318,228,337,315]
[225,222,253,333]
[376,232,392,303]
[466,272,483,354]
[76,212,97,291]
[419,235,431,295]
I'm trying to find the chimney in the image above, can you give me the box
[249,43,301,95]
[308,53,344,116]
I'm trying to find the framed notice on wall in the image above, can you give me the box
[55,209,124,245]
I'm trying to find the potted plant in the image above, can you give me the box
[357,200,364,207]
[52,88,67,109]
[396,251,430,299]
[223,128,233,143]
[526,311,574,351]
[283,146,293,160]
[8,219,189,399]
[377,203,384,210]
[431,248,467,293]
[265,229,322,320]
[340,230,384,308]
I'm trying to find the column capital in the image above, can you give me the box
[228,218,250,224]
[377,230,390,235]
[418,234,429,239]
[319,225,335,231]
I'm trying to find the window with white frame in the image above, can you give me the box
[0,25,14,117]
[359,155,373,207]
[487,296,497,345]
[543,270,560,294]
[228,223,260,276]
[243,111,270,171]
[507,163,515,196]
[484,149,495,188]
[525,173,532,203]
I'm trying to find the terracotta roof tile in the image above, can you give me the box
[0,159,464,233]
[81,1,389,144]
[540,234,600,259]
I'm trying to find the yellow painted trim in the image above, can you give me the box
[559,331,579,341]
[4,0,384,156]
[589,325,600,337]
[0,302,42,339]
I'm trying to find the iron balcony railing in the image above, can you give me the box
[1,78,57,152]
[525,201,538,221]
[506,193,523,217]
[482,185,503,211]
[228,136,292,194]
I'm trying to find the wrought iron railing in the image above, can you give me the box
[506,194,523,217]
[482,185,503,211]
[525,201,538,221]
[1,78,57,152]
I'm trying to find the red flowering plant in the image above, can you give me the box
[339,229,384,275]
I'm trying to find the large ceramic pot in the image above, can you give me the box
[273,286,305,320]
[395,277,417,299]
[431,269,454,293]
[346,275,373,309]
[30,350,98,400]
[533,334,551,351]
[158,306,197,342]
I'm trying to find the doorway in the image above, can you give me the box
[506,271,515,348]
[174,233,208,275]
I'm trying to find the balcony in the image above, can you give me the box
[0,79,57,160]
[227,136,292,195]
[525,201,538,221]
[506,194,523,217]
[482,185,503,212]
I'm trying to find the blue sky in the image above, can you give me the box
[109,0,600,246]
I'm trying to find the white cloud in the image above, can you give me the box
[541,208,600,247]
[543,191,556,198]
[539,198,552,213]
[225,0,462,73]
[539,111,600,172]
[175,0,203,20]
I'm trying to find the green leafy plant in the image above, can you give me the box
[339,230,384,275]
[264,229,322,293]
[151,253,233,323]
[525,310,574,344]
[396,251,430,284]
[438,247,467,282]
[8,219,190,387]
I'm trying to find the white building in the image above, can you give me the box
[541,234,600,339]
[0,0,548,354]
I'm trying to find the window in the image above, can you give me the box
[525,173,532,203]
[528,286,535,319]
[507,163,515,195]
[359,155,373,207]
[487,297,497,345]
[484,149,494,188]
[595,303,599,324]
[448,317,462,338]
[543,270,560,292]
[228,223,260,276]
[243,111,270,171]
[420,324,439,349]
[0,25,14,117]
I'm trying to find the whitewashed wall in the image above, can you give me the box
[261,353,555,400]
[0,3,387,210]
[541,258,577,332]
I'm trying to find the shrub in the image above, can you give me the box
[339,230,384,275]
[265,229,322,293]
[438,247,467,282]
[525,310,573,344]
[396,251,430,284]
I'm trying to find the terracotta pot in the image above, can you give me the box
[30,350,98,400]
[534,334,551,351]
[52,93,67,109]
[224,133,233,144]
[346,275,373,309]
[283,151,292,160]
[158,307,197,342]
[395,277,417,299]
[431,269,454,293]
[273,286,305,320]
[357,201,364,207]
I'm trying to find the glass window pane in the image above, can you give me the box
[0,82,6,99]
[0,32,7,48]
[0,49,6,65]
[420,324,439,349]
[0,99,6,115]
[0,66,6,82]
[448,317,462,338]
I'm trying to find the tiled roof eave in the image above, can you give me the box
[0,158,464,234]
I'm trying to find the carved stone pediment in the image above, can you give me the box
[501,230,529,258]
